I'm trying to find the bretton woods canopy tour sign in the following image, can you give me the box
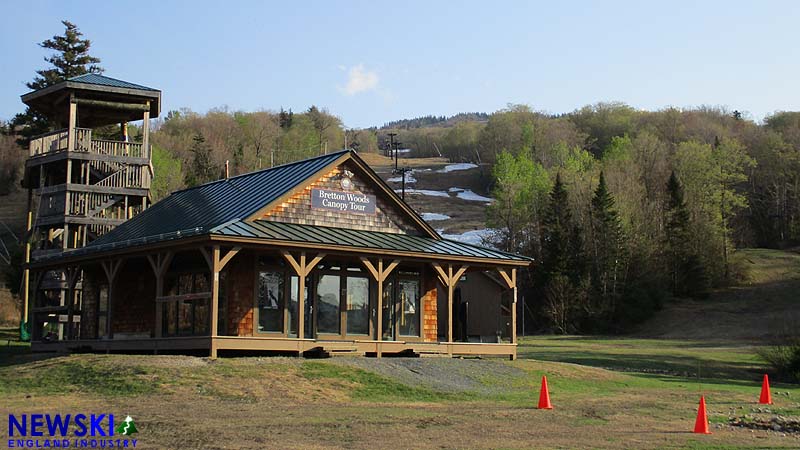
[311,188,376,214]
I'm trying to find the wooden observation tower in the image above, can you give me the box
[20,74,160,339]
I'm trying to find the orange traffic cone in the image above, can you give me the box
[693,396,711,434]
[537,375,553,409]
[759,374,773,405]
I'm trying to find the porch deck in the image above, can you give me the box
[32,336,517,359]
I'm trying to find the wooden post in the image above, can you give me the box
[497,267,518,360]
[62,224,69,251]
[147,252,174,339]
[361,257,399,357]
[210,246,220,357]
[67,96,77,152]
[142,101,150,158]
[22,189,32,328]
[100,259,123,339]
[200,246,240,358]
[281,251,325,353]
[432,263,468,352]
[65,267,80,340]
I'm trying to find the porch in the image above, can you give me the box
[36,336,518,358]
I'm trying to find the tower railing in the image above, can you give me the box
[28,127,149,159]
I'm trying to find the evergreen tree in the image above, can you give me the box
[12,20,103,143]
[185,133,217,186]
[664,171,691,295]
[538,173,588,333]
[588,171,624,321]
[278,107,293,129]
[541,173,571,278]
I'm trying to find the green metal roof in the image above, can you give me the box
[211,219,531,263]
[88,150,350,249]
[34,150,530,266]
[68,73,159,91]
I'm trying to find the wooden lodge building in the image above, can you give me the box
[22,75,532,359]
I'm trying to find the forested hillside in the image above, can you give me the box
[2,21,800,334]
[380,103,800,333]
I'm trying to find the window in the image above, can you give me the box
[257,271,284,333]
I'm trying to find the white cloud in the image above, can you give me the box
[339,64,379,95]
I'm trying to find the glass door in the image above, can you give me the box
[382,280,395,340]
[346,276,369,336]
[398,279,420,337]
[289,276,312,338]
[316,274,340,334]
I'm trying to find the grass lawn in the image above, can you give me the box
[518,336,767,381]
[2,249,798,448]
[2,331,799,449]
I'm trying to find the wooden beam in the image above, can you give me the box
[198,247,213,272]
[65,266,80,341]
[431,263,448,285]
[142,101,151,158]
[67,96,76,152]
[360,257,380,281]
[431,263,468,346]
[100,259,123,339]
[210,246,221,358]
[497,267,516,290]
[217,246,241,271]
[206,245,240,357]
[510,268,518,352]
[22,191,32,327]
[280,251,325,347]
[147,251,173,339]
[73,98,151,111]
[280,250,303,276]
[360,257,400,357]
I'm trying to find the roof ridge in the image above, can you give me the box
[67,73,158,91]
[169,149,351,196]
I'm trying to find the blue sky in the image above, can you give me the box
[1,1,799,128]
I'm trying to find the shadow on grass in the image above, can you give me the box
[519,350,764,381]
[0,326,65,368]
[525,335,763,349]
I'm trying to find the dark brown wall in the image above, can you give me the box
[437,271,507,341]
[80,266,101,339]
[111,258,156,335]
[223,252,255,336]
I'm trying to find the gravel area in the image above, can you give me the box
[328,357,526,395]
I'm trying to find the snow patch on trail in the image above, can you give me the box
[440,228,500,247]
[421,213,451,221]
[456,189,494,203]
[437,163,478,173]
[398,189,450,198]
